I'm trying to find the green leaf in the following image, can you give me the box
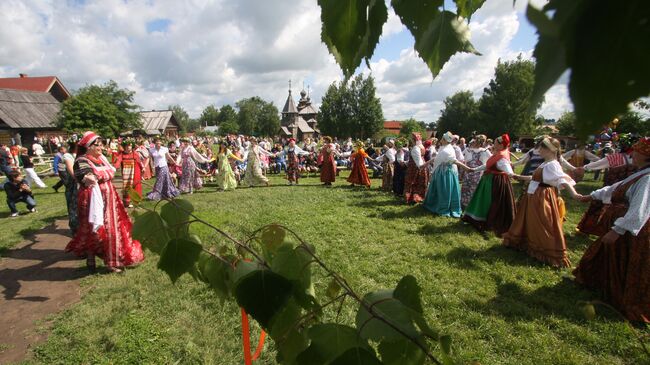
[378,339,426,365]
[318,0,388,79]
[392,1,480,77]
[126,185,142,205]
[132,211,169,254]
[198,254,232,300]
[330,347,383,365]
[326,279,342,300]
[355,289,420,342]
[157,238,203,283]
[268,299,309,363]
[393,275,423,314]
[160,199,194,237]
[234,270,293,329]
[580,303,596,321]
[260,224,286,252]
[296,324,372,365]
[230,260,261,286]
[454,0,486,22]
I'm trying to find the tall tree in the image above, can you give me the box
[616,111,650,135]
[199,105,220,126]
[56,80,140,137]
[169,104,200,133]
[436,90,479,137]
[399,118,426,138]
[318,74,384,139]
[257,103,281,137]
[217,105,238,126]
[235,97,280,136]
[478,56,543,138]
[556,111,577,136]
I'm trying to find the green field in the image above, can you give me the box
[2,170,648,365]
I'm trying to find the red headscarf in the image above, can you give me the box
[633,137,650,156]
[79,131,100,148]
[486,134,511,172]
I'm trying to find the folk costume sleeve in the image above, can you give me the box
[613,175,650,236]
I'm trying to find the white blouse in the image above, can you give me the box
[527,160,575,194]
[590,169,650,236]
[376,148,396,163]
[410,145,425,168]
[432,144,457,172]
[149,146,169,168]
[474,158,514,175]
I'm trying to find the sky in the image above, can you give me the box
[0,0,572,122]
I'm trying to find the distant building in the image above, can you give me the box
[0,74,71,102]
[203,126,220,134]
[383,120,402,135]
[126,110,181,137]
[0,88,62,147]
[280,86,319,140]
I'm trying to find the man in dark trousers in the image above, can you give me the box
[4,170,37,217]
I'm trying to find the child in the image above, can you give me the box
[20,147,48,188]
[5,170,36,217]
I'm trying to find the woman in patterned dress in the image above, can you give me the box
[347,141,371,188]
[460,135,491,208]
[178,138,211,194]
[242,138,273,187]
[113,139,144,207]
[404,133,429,204]
[319,136,338,186]
[215,142,243,191]
[277,138,309,185]
[66,131,144,273]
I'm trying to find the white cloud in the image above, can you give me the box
[0,0,571,126]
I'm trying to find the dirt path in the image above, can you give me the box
[0,219,85,364]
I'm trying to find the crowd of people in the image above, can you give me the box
[1,129,648,323]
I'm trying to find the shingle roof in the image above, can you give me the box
[0,89,60,129]
[139,110,175,131]
[279,126,291,136]
[282,91,297,114]
[298,104,318,115]
[296,117,314,133]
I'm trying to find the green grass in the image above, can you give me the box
[7,170,648,364]
[0,177,68,256]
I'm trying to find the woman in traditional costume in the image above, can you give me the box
[460,135,491,208]
[392,138,408,195]
[502,137,580,268]
[421,131,471,217]
[347,141,372,187]
[113,139,143,208]
[404,133,429,204]
[136,141,153,180]
[319,136,338,186]
[66,131,144,273]
[378,140,396,192]
[575,134,639,236]
[277,138,310,185]
[146,137,180,201]
[167,141,182,186]
[177,138,211,194]
[62,141,78,234]
[462,134,517,236]
[562,143,599,182]
[215,142,243,191]
[243,138,272,187]
[572,137,650,323]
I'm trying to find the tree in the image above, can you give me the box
[399,118,426,138]
[477,57,543,139]
[616,111,650,136]
[169,104,200,133]
[217,104,238,126]
[235,97,279,136]
[556,111,577,136]
[56,80,140,137]
[318,74,383,139]
[199,105,220,127]
[257,103,281,137]
[436,90,479,138]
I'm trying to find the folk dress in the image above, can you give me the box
[281,146,309,183]
[146,146,180,201]
[243,145,272,187]
[573,168,650,323]
[460,148,490,208]
[319,144,337,184]
[347,149,371,187]
[65,154,144,269]
[113,151,144,205]
[178,145,210,193]
[404,144,429,203]
[502,160,575,267]
[137,146,153,180]
[380,147,396,192]
[462,150,516,236]
[392,148,408,195]
[422,144,461,217]
[215,149,239,191]
[61,152,79,234]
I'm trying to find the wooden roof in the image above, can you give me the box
[0,89,60,129]
[282,90,298,114]
[0,76,71,100]
[139,110,179,133]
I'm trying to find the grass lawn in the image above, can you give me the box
[4,169,648,364]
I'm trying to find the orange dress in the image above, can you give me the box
[347,149,371,187]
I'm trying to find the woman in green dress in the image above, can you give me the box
[462,134,518,236]
[215,142,243,191]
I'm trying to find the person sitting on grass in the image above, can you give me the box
[4,170,36,217]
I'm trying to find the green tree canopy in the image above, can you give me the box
[257,103,281,137]
[556,111,577,136]
[436,90,479,138]
[616,111,650,136]
[399,118,426,139]
[56,80,140,138]
[318,74,384,139]
[235,97,279,136]
[478,56,543,139]
[169,104,200,133]
[199,105,220,127]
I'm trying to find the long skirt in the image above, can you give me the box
[347,157,371,187]
[573,228,650,323]
[147,166,180,200]
[320,157,336,183]
[460,170,482,208]
[62,172,78,234]
[422,165,461,218]
[243,158,269,187]
[382,162,394,192]
[462,174,516,236]
[66,181,144,268]
[179,158,202,193]
[24,167,47,188]
[216,161,238,191]
[502,187,570,267]
[142,159,153,180]
[287,158,300,183]
[392,162,406,195]
[121,165,142,205]
[404,160,429,203]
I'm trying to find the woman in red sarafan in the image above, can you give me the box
[347,141,371,187]
[404,132,429,204]
[113,139,143,208]
[66,131,144,273]
[319,136,338,186]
